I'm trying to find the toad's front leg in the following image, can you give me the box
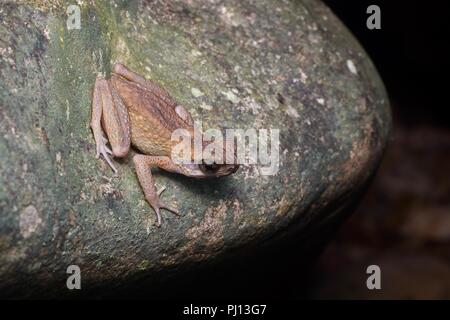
[91,77,131,172]
[133,155,181,227]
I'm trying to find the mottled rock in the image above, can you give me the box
[0,0,391,297]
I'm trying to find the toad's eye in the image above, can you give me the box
[200,161,219,172]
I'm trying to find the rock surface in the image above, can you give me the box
[0,0,391,297]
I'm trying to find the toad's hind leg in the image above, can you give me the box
[91,77,131,172]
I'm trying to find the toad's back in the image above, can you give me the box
[111,75,192,156]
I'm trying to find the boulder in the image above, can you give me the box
[0,0,391,297]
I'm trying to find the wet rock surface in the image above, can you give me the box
[0,0,390,297]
